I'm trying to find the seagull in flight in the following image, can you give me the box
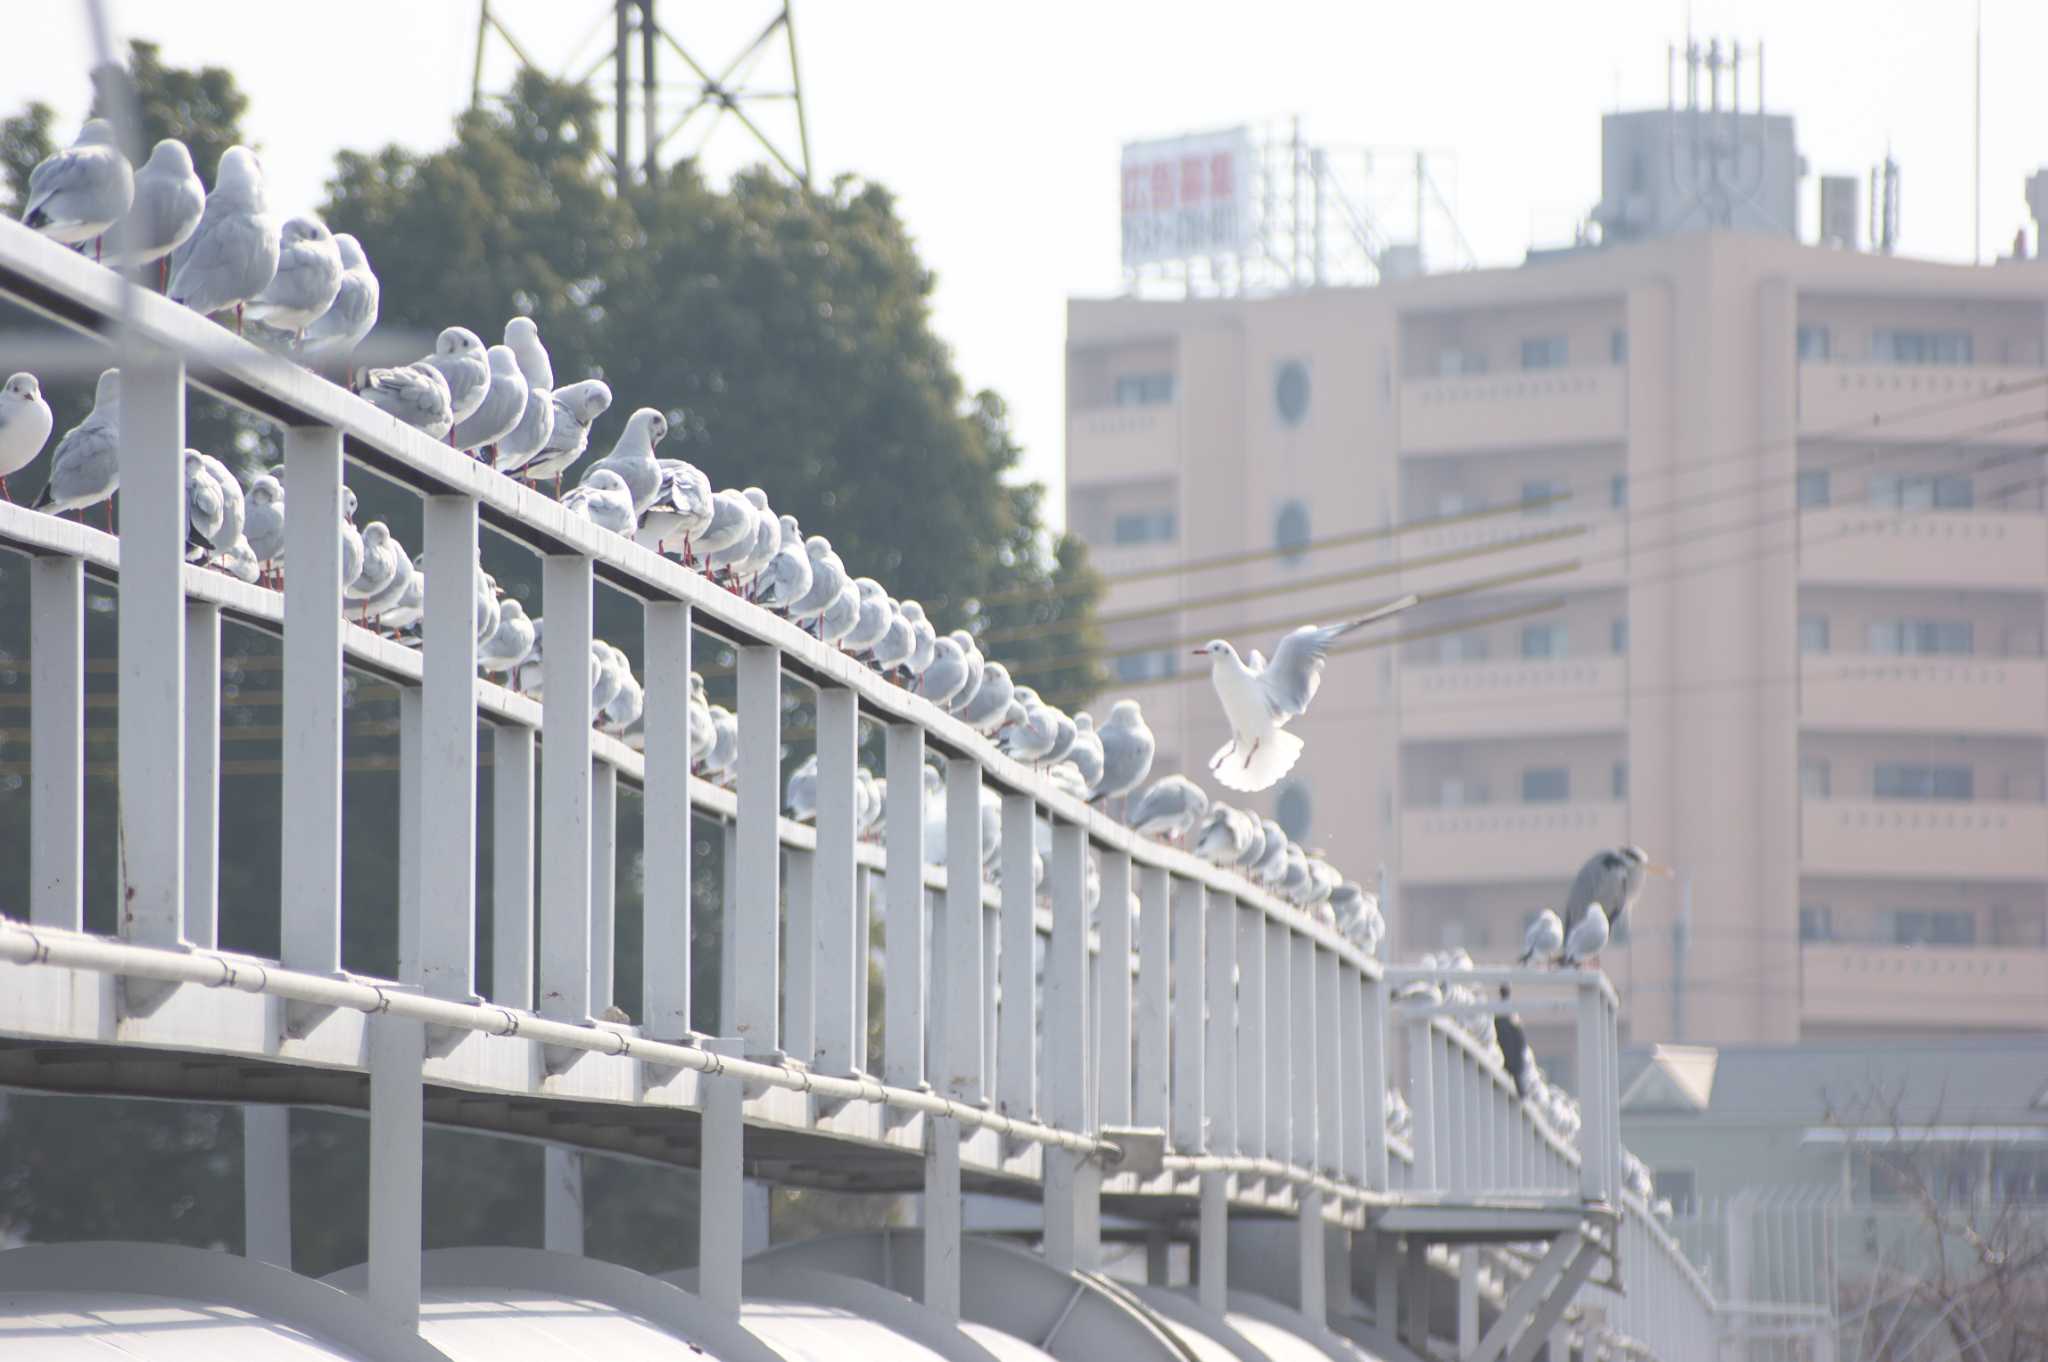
[1194,594,1417,792]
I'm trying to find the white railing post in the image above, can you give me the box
[1362,970,1389,1190]
[490,724,535,1009]
[419,495,480,1000]
[1095,849,1132,1127]
[785,845,816,1060]
[1578,979,1607,1202]
[117,353,186,948]
[589,761,617,1012]
[1291,931,1316,1170]
[28,553,84,930]
[183,601,220,949]
[734,644,782,1055]
[997,791,1036,1118]
[281,424,344,977]
[1204,891,1236,1158]
[1134,865,1171,1131]
[1408,1022,1435,1189]
[938,756,983,1100]
[1169,875,1204,1153]
[1316,947,1340,1175]
[812,686,859,1073]
[1236,903,1266,1162]
[1266,918,1291,1170]
[397,688,422,986]
[883,723,925,1089]
[1043,820,1098,1273]
[538,553,594,1021]
[1339,964,1365,1185]
[641,601,692,1039]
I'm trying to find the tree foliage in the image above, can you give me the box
[91,39,252,185]
[0,101,54,216]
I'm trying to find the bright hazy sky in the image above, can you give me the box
[9,2,2046,523]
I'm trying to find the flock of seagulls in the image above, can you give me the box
[16,125,1680,1205]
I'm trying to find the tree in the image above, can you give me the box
[90,39,251,185]
[0,101,54,216]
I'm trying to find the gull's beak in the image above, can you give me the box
[1190,649,1207,656]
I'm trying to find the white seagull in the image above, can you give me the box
[0,372,54,502]
[22,119,133,256]
[1195,594,1417,793]
[105,139,203,281]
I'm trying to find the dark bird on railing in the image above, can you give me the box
[1563,845,1671,942]
[1494,985,1533,1100]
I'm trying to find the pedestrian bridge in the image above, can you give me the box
[0,221,1717,1360]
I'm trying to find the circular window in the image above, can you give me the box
[1276,780,1312,842]
[1274,500,1311,563]
[1274,359,1311,426]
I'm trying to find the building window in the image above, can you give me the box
[1874,329,1973,366]
[1611,760,1629,799]
[1796,324,1831,361]
[1868,619,1973,656]
[1521,767,1570,803]
[1800,905,1834,942]
[1439,777,1484,808]
[1610,617,1629,655]
[1652,1168,1697,1216]
[1112,371,1175,406]
[1521,622,1568,659]
[1609,474,1629,509]
[1870,474,1973,511]
[1800,758,1832,798]
[1796,470,1831,508]
[1875,763,1973,801]
[1274,359,1312,426]
[1276,780,1313,841]
[1520,335,1569,370]
[1522,478,1569,515]
[1610,329,1629,364]
[1114,650,1178,683]
[1437,346,1487,376]
[1111,509,1177,545]
[1799,615,1830,654]
[1273,500,1312,563]
[1892,909,1977,947]
[1440,631,1490,663]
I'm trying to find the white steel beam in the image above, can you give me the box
[538,553,594,1021]
[1235,904,1266,1160]
[1362,973,1389,1190]
[366,1014,423,1332]
[589,761,617,1012]
[242,1105,291,1268]
[280,424,345,976]
[938,756,982,1101]
[1169,875,1204,1152]
[1339,965,1365,1185]
[1316,948,1340,1175]
[1265,919,1290,1169]
[183,601,220,949]
[1291,933,1316,1170]
[734,644,781,1054]
[397,687,422,987]
[490,724,535,1010]
[1198,1170,1228,1314]
[698,1048,744,1318]
[883,723,926,1089]
[1134,864,1170,1131]
[1296,1186,1325,1319]
[28,553,83,930]
[544,1145,584,1254]
[1043,820,1098,1273]
[997,791,1036,1119]
[1203,892,1235,1157]
[811,685,859,1073]
[419,494,480,1000]
[117,354,186,948]
[924,1117,962,1322]
[640,602,692,1039]
[783,847,814,1058]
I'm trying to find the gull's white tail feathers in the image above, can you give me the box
[1211,729,1304,793]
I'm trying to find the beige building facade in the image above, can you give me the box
[1065,229,2048,1049]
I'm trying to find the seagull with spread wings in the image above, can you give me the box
[1193,594,1418,792]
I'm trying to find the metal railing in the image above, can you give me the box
[0,216,1719,1358]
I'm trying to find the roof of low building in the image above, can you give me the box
[1620,1035,2048,1125]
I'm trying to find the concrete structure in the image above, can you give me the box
[1065,223,2048,1052]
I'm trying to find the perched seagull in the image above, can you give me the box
[786,754,819,823]
[1092,699,1155,804]
[419,327,490,430]
[579,407,669,513]
[504,316,554,391]
[495,317,554,475]
[1237,817,1269,871]
[478,597,536,677]
[297,233,379,370]
[1127,775,1209,841]
[869,601,916,674]
[694,487,758,565]
[451,345,527,456]
[817,578,860,644]
[1064,712,1104,792]
[602,668,643,735]
[345,522,408,622]
[0,373,54,502]
[1250,819,1289,883]
[956,660,1013,733]
[727,489,782,592]
[22,119,133,256]
[1520,910,1565,966]
[635,459,714,557]
[1493,988,1533,1099]
[1195,594,1418,793]
[686,674,715,766]
[1192,803,1257,865]
[166,146,280,330]
[562,468,637,536]
[183,451,224,558]
[104,138,203,280]
[512,618,546,697]
[1042,707,1078,766]
[1333,884,1385,956]
[754,515,814,611]
[1560,903,1609,967]
[702,706,739,784]
[357,361,453,438]
[785,535,846,632]
[945,631,985,713]
[916,636,971,706]
[1564,846,1667,942]
[243,474,284,584]
[1302,856,1341,909]
[379,571,425,635]
[472,568,501,645]
[900,601,937,676]
[31,368,120,521]
[243,215,342,339]
[192,452,245,565]
[590,641,625,716]
[843,578,891,653]
[340,487,363,592]
[1000,698,1060,764]
[523,379,613,488]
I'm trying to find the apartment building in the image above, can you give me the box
[1064,201,2048,1047]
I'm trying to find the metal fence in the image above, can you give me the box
[0,215,1720,1359]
